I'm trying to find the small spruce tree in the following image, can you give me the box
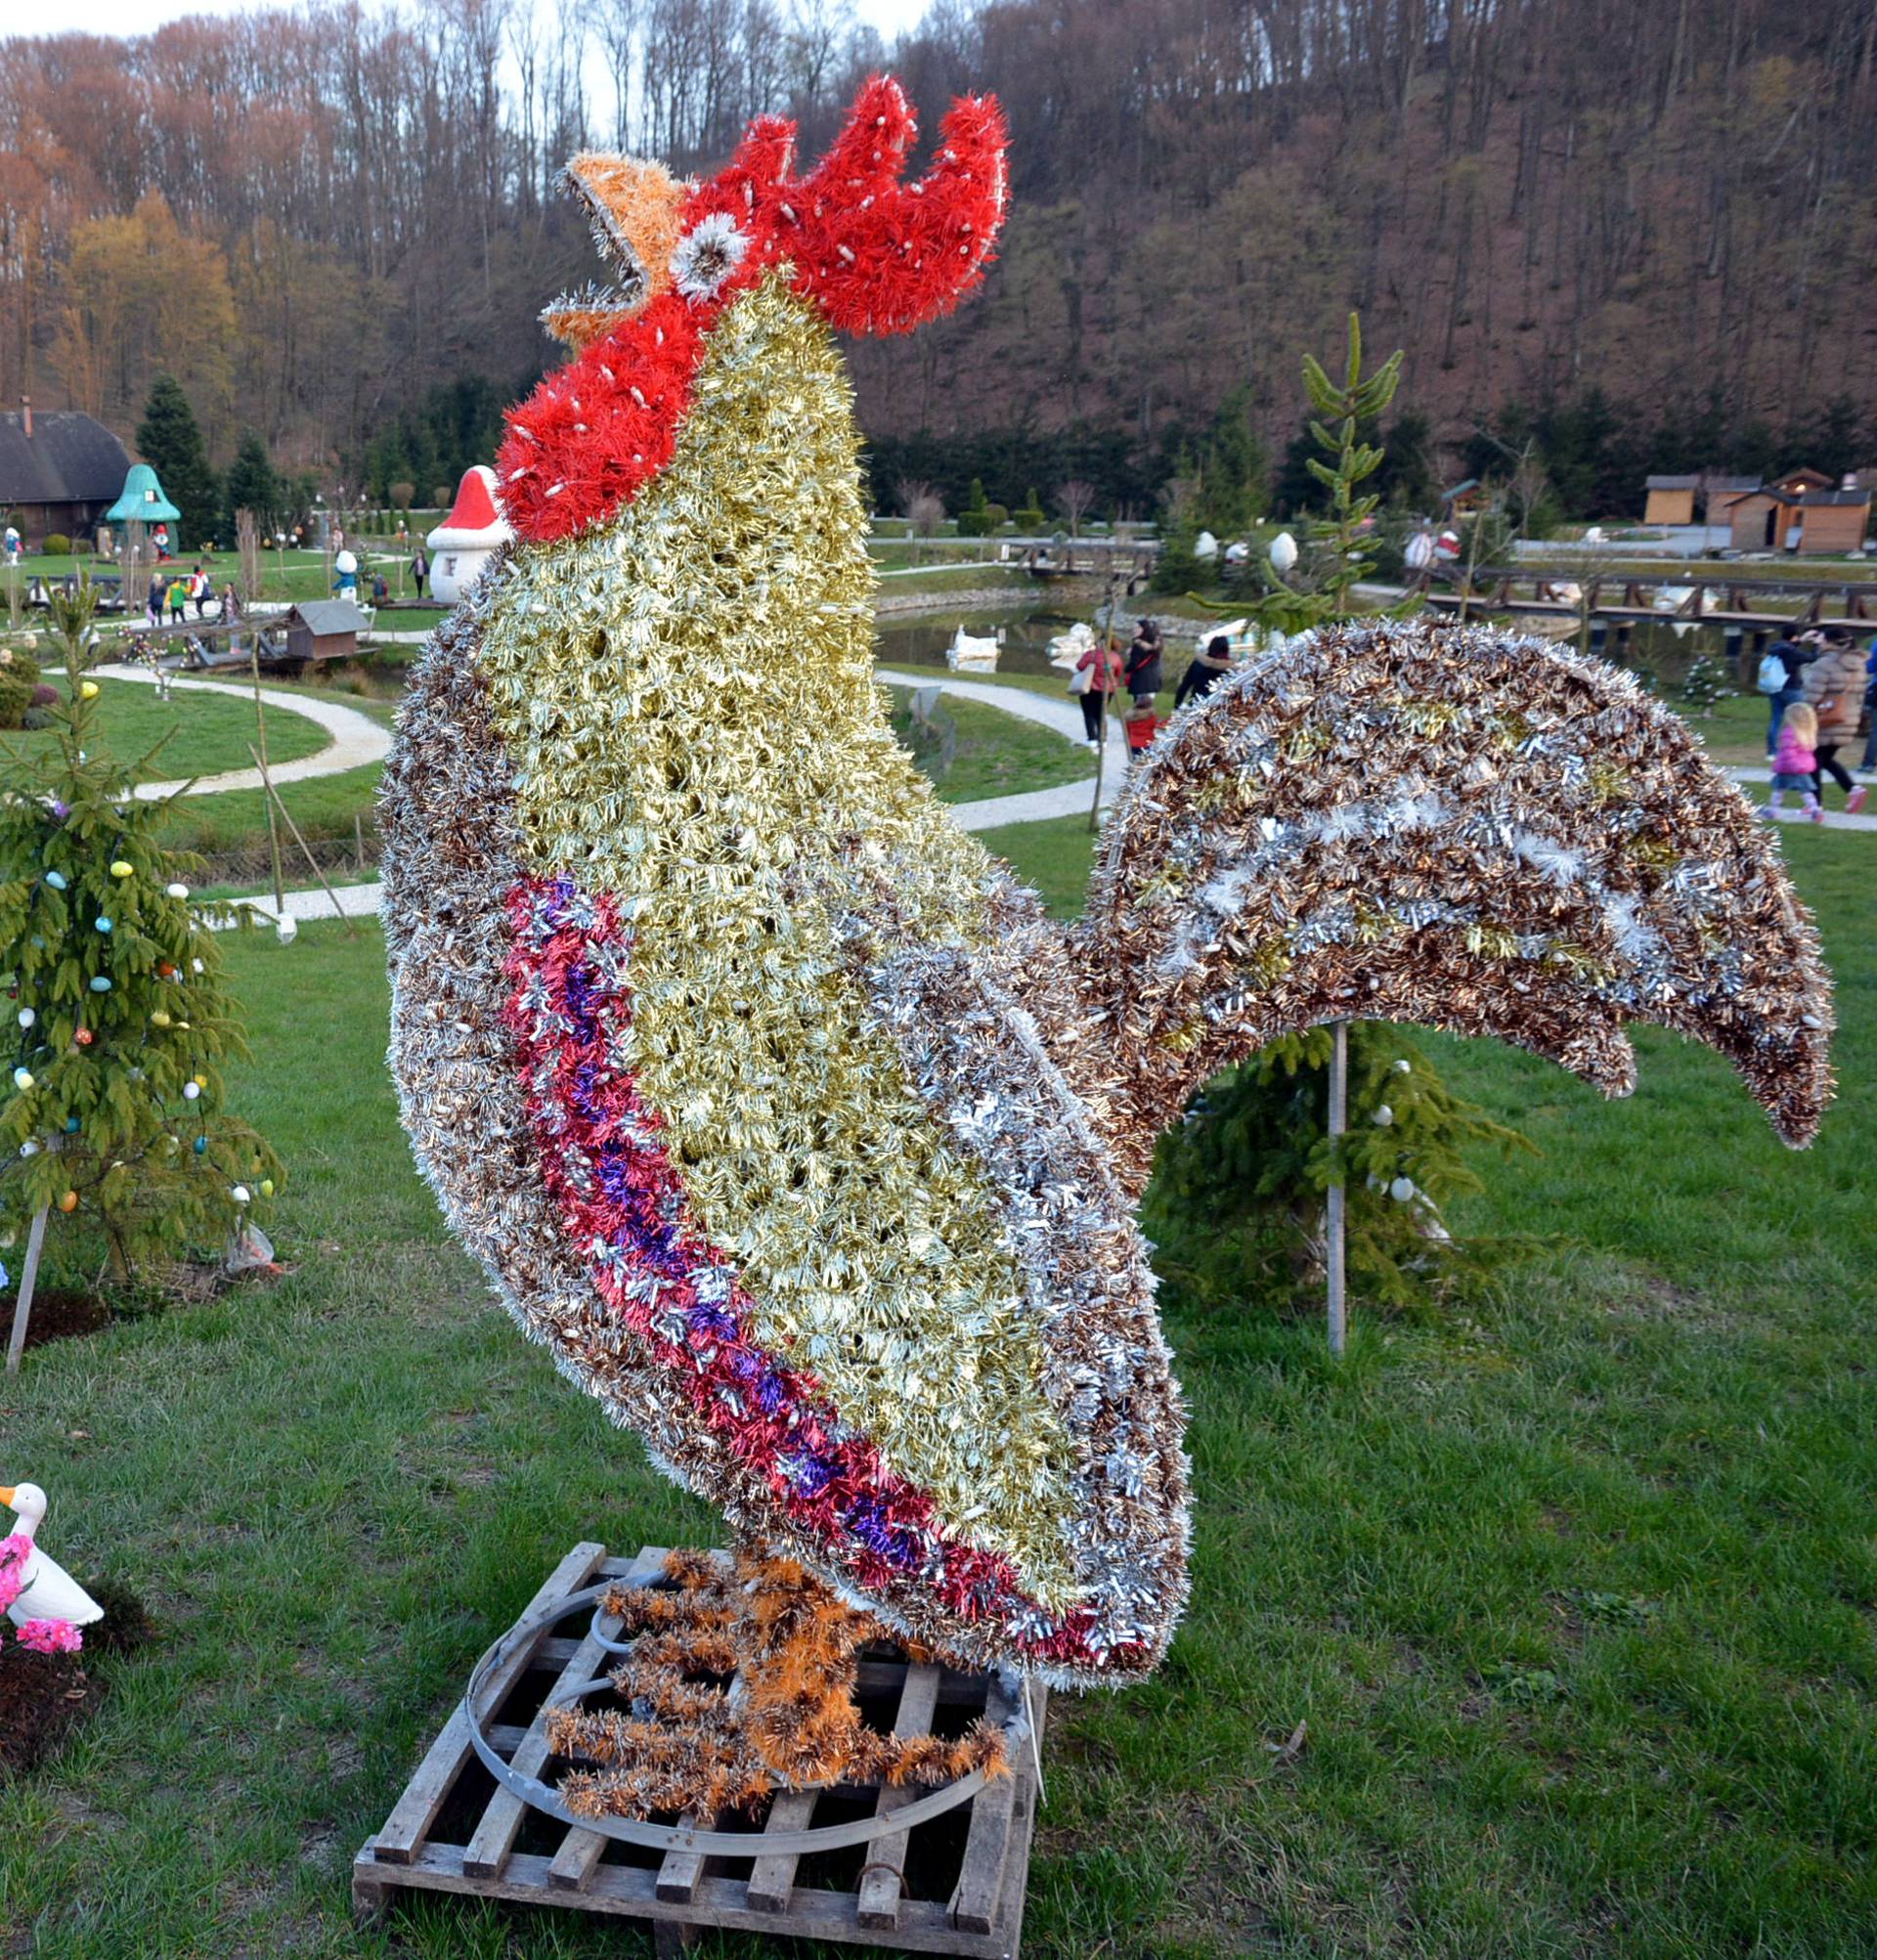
[1144,1026,1532,1310]
[1680,653,1733,719]
[1148,315,1533,1313]
[957,477,993,537]
[136,375,221,552]
[0,581,282,1285]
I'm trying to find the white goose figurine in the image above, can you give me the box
[0,1483,104,1628]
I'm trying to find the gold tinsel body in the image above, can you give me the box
[470,273,1080,1602]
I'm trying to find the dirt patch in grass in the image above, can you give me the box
[0,1578,154,1777]
[0,1645,96,1774]
[8,1287,111,1352]
[11,1259,281,1354]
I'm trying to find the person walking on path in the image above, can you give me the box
[146,572,163,628]
[1175,634,1235,709]
[1762,634,1818,758]
[1802,626,1867,810]
[1766,704,1824,823]
[1860,637,1877,775]
[1072,635,1124,744]
[1123,618,1164,708]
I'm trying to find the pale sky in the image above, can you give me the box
[53,0,930,46]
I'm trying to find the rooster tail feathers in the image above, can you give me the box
[1069,619,1832,1197]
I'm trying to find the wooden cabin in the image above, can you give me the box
[1720,471,1871,556]
[281,598,369,665]
[1642,474,1699,525]
[0,403,129,544]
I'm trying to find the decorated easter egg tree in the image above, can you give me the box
[0,579,282,1284]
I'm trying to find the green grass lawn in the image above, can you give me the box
[883,682,1090,802]
[157,762,388,855]
[1,675,330,782]
[1,812,1872,1956]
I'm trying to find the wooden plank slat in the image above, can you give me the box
[546,1545,672,1893]
[359,1842,1023,1955]
[744,1788,819,1913]
[371,1540,606,1866]
[462,1545,622,1878]
[655,1836,710,1904]
[946,1677,1024,1936]
[854,1661,943,1932]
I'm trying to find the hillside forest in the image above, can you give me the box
[4,0,1877,522]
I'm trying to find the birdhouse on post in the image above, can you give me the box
[425,466,513,604]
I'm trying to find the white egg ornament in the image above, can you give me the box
[165,883,190,901]
[1388,1176,1417,1202]
[231,1185,251,1205]
[1269,531,1299,574]
[1372,1105,1393,1127]
[183,1081,200,1102]
[11,1067,32,1091]
[16,1008,33,1029]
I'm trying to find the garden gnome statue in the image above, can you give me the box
[425,466,513,604]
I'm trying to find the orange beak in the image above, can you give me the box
[0,1487,15,1507]
[543,155,686,352]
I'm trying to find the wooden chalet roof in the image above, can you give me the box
[285,599,371,634]
[0,411,129,505]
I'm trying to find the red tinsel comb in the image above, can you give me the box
[498,76,1009,545]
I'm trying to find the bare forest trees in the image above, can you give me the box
[1,0,1874,485]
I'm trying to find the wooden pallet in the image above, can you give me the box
[353,1542,1046,1958]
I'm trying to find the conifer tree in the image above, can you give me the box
[1195,384,1269,536]
[0,582,281,1284]
[1149,316,1531,1312]
[1680,653,1733,718]
[221,429,282,543]
[135,375,221,552]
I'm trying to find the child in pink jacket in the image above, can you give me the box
[1768,702,1823,823]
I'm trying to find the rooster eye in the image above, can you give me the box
[672,212,751,301]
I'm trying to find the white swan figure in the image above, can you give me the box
[0,1483,104,1628]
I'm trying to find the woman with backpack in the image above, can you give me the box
[1759,635,1818,758]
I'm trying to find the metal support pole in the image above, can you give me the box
[1326,1020,1348,1357]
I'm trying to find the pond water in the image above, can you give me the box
[874,605,1088,679]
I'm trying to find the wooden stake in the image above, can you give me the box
[5,1204,50,1375]
[248,745,354,933]
[249,645,284,911]
[1326,1019,1348,1357]
[1089,573,1119,833]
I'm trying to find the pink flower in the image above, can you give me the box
[15,1617,82,1655]
[0,1533,31,1615]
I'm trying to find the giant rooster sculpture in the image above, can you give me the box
[382,80,1831,1741]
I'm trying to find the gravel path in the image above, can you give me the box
[95,663,391,800]
[216,670,1877,930]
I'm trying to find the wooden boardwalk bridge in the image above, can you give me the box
[1413,564,1877,632]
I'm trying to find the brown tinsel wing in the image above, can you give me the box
[1069,618,1833,1197]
